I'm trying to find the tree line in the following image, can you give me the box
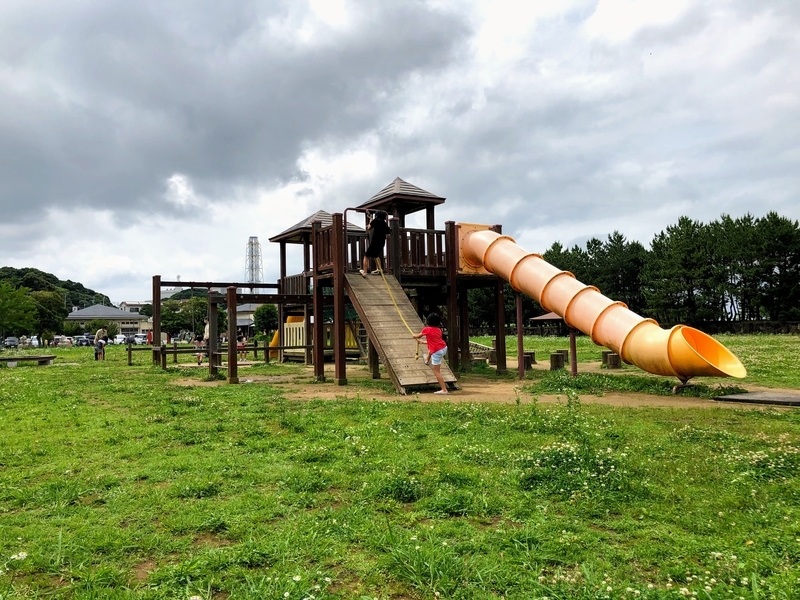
[468,211,800,328]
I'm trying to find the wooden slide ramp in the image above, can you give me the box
[345,273,458,394]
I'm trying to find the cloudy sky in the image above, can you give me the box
[1,0,798,304]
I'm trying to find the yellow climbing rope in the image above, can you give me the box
[373,262,421,360]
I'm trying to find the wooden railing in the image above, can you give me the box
[283,273,310,295]
[397,228,446,275]
[315,225,334,271]
[313,216,447,279]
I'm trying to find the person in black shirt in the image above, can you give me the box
[360,210,390,276]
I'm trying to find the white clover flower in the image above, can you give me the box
[293,575,302,581]
[284,593,290,598]
[189,596,203,600]
[10,552,27,561]
[324,577,332,583]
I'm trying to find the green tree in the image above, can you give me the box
[29,290,69,333]
[254,304,279,334]
[183,297,209,337]
[160,300,188,337]
[139,304,153,317]
[641,217,726,325]
[754,212,800,320]
[0,283,36,336]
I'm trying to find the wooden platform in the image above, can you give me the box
[345,272,458,394]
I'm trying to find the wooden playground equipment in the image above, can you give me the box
[148,177,745,392]
[148,178,520,392]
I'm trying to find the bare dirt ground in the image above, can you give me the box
[174,358,797,410]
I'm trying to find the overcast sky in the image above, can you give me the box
[1,0,798,304]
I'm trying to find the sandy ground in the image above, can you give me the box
[173,357,797,410]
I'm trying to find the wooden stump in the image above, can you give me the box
[550,352,565,370]
[607,353,621,369]
[524,351,536,366]
[488,349,497,365]
[522,354,533,370]
[558,349,569,363]
[601,350,613,365]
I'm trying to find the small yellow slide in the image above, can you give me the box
[459,226,746,382]
[269,316,304,358]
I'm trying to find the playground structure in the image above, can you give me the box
[148,177,746,392]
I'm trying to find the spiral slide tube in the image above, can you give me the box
[461,228,746,381]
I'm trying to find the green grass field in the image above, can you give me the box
[1,338,799,599]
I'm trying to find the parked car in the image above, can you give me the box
[29,335,40,348]
[73,335,92,347]
[3,336,19,348]
[113,334,127,345]
[133,334,147,345]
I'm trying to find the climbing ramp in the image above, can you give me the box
[345,273,458,394]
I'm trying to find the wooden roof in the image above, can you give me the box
[357,177,445,216]
[269,210,364,244]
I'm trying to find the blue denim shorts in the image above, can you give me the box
[430,347,448,365]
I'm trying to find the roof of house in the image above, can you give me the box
[66,304,149,320]
[269,210,364,244]
[530,312,563,321]
[236,303,263,312]
[357,177,445,215]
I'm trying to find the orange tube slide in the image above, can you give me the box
[461,228,746,381]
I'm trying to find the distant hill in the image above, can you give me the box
[0,267,111,308]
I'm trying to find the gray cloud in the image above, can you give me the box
[1,0,798,301]
[0,0,472,223]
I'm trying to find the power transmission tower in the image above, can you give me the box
[245,236,263,285]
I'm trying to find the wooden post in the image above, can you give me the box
[208,299,218,378]
[152,275,161,364]
[160,345,167,370]
[517,292,525,379]
[390,217,402,282]
[492,225,507,374]
[569,328,578,378]
[550,352,565,370]
[252,338,258,360]
[558,349,569,363]
[227,286,239,384]
[445,221,459,373]
[602,350,612,365]
[312,220,325,381]
[458,282,470,370]
[607,353,622,369]
[369,341,379,379]
[278,241,286,364]
[127,342,132,366]
[173,342,178,363]
[494,279,507,374]
[263,340,269,364]
[332,213,346,386]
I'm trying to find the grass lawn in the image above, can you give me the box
[1,339,799,599]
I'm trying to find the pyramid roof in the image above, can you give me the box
[269,210,364,244]
[357,177,445,216]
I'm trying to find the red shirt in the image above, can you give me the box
[420,326,447,354]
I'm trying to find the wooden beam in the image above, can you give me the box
[208,294,312,305]
[159,281,278,289]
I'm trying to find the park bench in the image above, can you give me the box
[0,355,57,368]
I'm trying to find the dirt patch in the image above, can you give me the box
[194,532,232,548]
[133,559,156,583]
[171,361,794,410]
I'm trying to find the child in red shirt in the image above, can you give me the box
[412,313,449,394]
